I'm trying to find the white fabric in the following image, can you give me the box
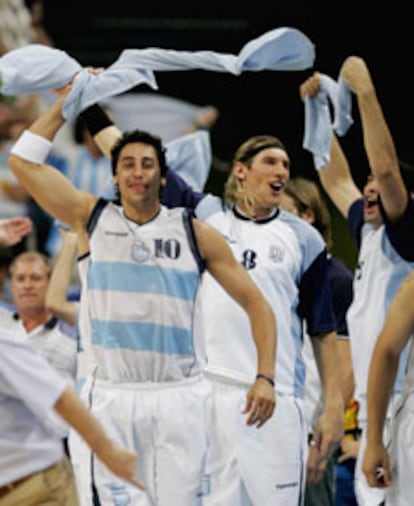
[379,338,414,505]
[0,306,77,437]
[194,203,327,396]
[87,204,204,383]
[0,329,66,487]
[81,375,211,506]
[347,224,413,423]
[354,419,389,506]
[10,129,53,164]
[385,390,414,506]
[0,307,77,388]
[203,376,306,506]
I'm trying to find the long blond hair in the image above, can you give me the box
[224,135,286,214]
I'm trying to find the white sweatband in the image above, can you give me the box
[10,130,53,164]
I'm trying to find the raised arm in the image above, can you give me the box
[45,228,79,325]
[318,135,362,218]
[79,104,122,159]
[362,270,414,488]
[8,95,97,232]
[194,218,276,427]
[300,73,362,218]
[340,56,407,221]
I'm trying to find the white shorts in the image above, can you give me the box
[354,392,403,506]
[203,376,307,506]
[354,425,387,506]
[71,374,211,506]
[385,392,414,506]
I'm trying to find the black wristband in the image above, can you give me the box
[256,373,275,387]
[79,104,114,137]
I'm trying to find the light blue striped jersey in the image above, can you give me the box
[87,200,205,383]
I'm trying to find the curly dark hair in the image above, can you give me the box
[110,130,168,178]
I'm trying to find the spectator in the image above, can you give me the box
[0,326,144,505]
[0,248,78,456]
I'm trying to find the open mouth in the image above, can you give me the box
[366,199,379,208]
[270,182,283,192]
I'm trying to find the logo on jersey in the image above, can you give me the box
[131,238,150,263]
[269,245,285,263]
[131,238,182,263]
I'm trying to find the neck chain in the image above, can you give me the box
[121,210,157,263]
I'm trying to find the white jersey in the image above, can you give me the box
[195,196,336,397]
[0,307,77,437]
[0,306,77,387]
[87,200,205,383]
[0,328,66,487]
[347,201,413,421]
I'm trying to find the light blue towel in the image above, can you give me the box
[302,74,353,170]
[0,27,315,121]
[165,130,211,191]
[62,66,157,121]
[118,26,315,74]
[0,44,82,94]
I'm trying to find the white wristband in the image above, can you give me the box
[10,130,53,164]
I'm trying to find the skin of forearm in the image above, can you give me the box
[313,332,344,412]
[357,92,399,174]
[46,239,77,307]
[318,136,361,218]
[54,387,113,455]
[29,96,66,140]
[94,126,122,159]
[339,368,355,409]
[365,345,398,444]
[337,340,355,408]
[250,304,276,379]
